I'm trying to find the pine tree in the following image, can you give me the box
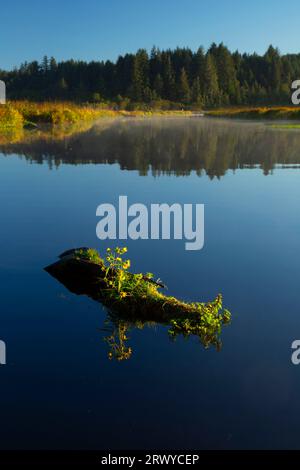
[178,68,191,103]
[162,54,176,101]
[191,77,203,105]
[49,57,57,71]
[210,43,240,104]
[57,77,68,97]
[264,45,281,96]
[4,42,299,106]
[153,73,164,98]
[41,55,49,73]
[203,54,219,106]
[131,49,150,101]
[192,47,206,90]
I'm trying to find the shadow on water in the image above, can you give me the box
[1,117,300,177]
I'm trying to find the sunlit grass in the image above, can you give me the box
[11,101,118,125]
[270,124,300,129]
[0,101,193,131]
[207,106,300,120]
[0,104,24,129]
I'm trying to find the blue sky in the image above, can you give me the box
[1,0,299,70]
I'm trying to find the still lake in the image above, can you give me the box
[0,117,300,450]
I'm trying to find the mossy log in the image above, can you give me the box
[44,248,231,334]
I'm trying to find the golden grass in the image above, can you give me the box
[206,106,300,120]
[0,104,24,129]
[0,101,193,131]
[12,101,118,124]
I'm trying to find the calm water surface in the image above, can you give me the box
[0,117,300,449]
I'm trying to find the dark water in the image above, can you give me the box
[0,117,300,450]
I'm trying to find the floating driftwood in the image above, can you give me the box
[45,247,231,356]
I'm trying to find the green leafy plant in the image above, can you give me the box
[71,246,232,359]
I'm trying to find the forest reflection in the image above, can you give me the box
[1,117,300,177]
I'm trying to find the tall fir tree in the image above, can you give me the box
[203,54,219,106]
[178,68,191,103]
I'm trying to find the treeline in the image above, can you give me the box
[1,44,299,107]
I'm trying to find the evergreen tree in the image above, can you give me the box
[264,45,281,96]
[57,77,68,97]
[153,73,164,98]
[210,43,240,103]
[178,68,191,103]
[203,54,219,106]
[49,57,57,71]
[131,49,149,101]
[41,55,49,73]
[191,77,203,105]
[2,43,298,106]
[162,54,176,101]
[192,47,206,90]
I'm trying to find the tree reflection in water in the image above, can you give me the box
[1,117,300,177]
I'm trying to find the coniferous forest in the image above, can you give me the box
[1,43,299,107]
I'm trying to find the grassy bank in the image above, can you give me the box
[2,103,300,130]
[206,106,300,120]
[0,101,115,129]
[0,101,193,130]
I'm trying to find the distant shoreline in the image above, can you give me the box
[205,106,300,120]
[1,101,300,132]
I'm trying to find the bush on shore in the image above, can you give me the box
[0,104,24,129]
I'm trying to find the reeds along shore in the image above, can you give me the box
[0,101,193,129]
[206,106,300,119]
[2,101,300,132]
[2,101,300,131]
